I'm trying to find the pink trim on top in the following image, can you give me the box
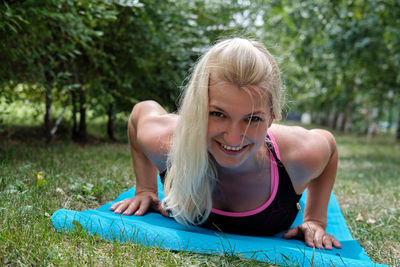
[211,130,280,217]
[267,129,281,160]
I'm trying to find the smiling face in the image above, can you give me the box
[207,80,273,171]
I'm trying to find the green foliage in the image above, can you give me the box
[1,0,399,140]
[257,0,400,135]
[1,0,250,140]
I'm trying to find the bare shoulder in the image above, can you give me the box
[137,113,178,153]
[129,101,179,165]
[269,124,336,192]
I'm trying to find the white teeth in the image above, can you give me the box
[221,143,243,151]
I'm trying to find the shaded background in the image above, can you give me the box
[1,0,399,143]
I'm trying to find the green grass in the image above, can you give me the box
[0,132,399,266]
[334,134,400,266]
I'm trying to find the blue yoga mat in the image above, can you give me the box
[52,176,384,266]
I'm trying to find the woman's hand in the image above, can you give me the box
[283,220,341,250]
[109,191,169,217]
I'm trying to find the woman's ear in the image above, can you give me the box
[268,115,275,128]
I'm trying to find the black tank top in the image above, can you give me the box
[160,133,302,236]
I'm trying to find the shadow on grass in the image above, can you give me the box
[0,123,128,146]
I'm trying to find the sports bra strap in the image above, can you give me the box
[266,130,282,166]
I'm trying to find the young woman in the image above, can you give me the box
[110,38,341,250]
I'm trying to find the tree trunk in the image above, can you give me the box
[344,113,353,134]
[396,105,400,142]
[328,109,338,129]
[71,90,78,141]
[312,112,322,125]
[338,110,349,132]
[320,111,329,127]
[44,87,52,143]
[335,112,344,131]
[107,103,116,141]
[387,103,393,133]
[50,97,69,137]
[78,88,87,142]
[367,108,379,139]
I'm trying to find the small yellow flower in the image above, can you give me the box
[37,172,44,181]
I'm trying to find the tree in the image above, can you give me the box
[257,0,400,139]
[0,0,117,142]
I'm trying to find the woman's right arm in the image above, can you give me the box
[110,101,177,217]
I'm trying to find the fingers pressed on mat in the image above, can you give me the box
[323,235,333,250]
[304,226,315,248]
[283,226,300,239]
[135,198,152,216]
[314,231,325,249]
[115,201,129,214]
[123,200,140,216]
[332,237,342,249]
[110,200,125,211]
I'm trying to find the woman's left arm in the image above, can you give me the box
[283,129,342,250]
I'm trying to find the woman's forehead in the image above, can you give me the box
[208,81,268,113]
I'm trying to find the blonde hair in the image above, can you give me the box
[162,38,281,226]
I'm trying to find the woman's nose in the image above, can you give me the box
[223,122,245,146]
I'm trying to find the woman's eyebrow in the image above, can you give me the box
[245,111,266,116]
[209,105,266,116]
[208,105,225,112]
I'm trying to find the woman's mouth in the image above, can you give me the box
[217,141,248,155]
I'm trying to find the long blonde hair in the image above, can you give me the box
[162,38,282,226]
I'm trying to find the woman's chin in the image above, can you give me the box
[216,160,243,169]
[211,153,248,170]
[209,144,263,171]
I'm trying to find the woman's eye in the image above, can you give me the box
[248,116,262,122]
[210,111,224,118]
